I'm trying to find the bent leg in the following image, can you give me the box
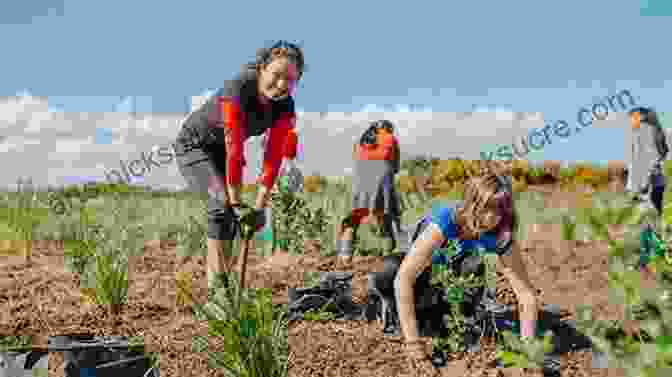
[175,145,237,290]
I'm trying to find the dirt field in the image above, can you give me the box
[1,184,648,376]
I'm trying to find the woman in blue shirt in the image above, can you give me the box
[394,172,539,376]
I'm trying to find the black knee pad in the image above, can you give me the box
[207,209,238,240]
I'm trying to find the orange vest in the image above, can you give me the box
[357,130,398,160]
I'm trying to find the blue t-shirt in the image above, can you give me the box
[426,201,503,264]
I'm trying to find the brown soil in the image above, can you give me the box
[1,185,651,376]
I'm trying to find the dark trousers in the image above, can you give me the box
[651,185,665,216]
[174,126,238,241]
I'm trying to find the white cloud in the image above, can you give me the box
[53,138,92,154]
[0,95,554,189]
[0,137,22,153]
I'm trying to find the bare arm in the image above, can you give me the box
[497,240,538,339]
[396,223,445,341]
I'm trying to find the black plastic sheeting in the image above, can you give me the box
[0,335,158,377]
[287,267,603,377]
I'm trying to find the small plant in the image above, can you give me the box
[62,207,104,275]
[271,184,331,255]
[92,251,129,316]
[295,206,331,254]
[63,239,98,276]
[0,179,51,265]
[496,333,554,370]
[190,284,289,377]
[430,240,490,354]
[174,214,207,259]
[0,335,32,351]
[303,307,337,321]
[560,213,577,242]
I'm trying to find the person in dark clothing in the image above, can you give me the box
[335,120,402,267]
[627,107,669,276]
[173,41,304,288]
[627,106,668,213]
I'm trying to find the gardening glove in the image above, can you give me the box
[404,339,439,377]
[230,204,265,240]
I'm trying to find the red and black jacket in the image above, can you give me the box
[181,69,298,190]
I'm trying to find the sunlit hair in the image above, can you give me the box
[456,172,510,239]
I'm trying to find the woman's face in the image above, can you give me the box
[258,57,299,102]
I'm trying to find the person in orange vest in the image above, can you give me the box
[336,120,401,267]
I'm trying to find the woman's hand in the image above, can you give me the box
[230,203,266,240]
[404,339,439,377]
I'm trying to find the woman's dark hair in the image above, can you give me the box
[630,106,661,128]
[374,119,395,133]
[359,119,394,145]
[246,40,305,80]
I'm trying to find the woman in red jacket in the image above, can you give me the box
[173,41,304,288]
[336,120,401,267]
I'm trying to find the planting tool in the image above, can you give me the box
[235,214,256,291]
[238,237,251,290]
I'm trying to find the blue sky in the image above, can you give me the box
[1,0,671,188]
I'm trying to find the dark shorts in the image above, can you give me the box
[174,126,238,241]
